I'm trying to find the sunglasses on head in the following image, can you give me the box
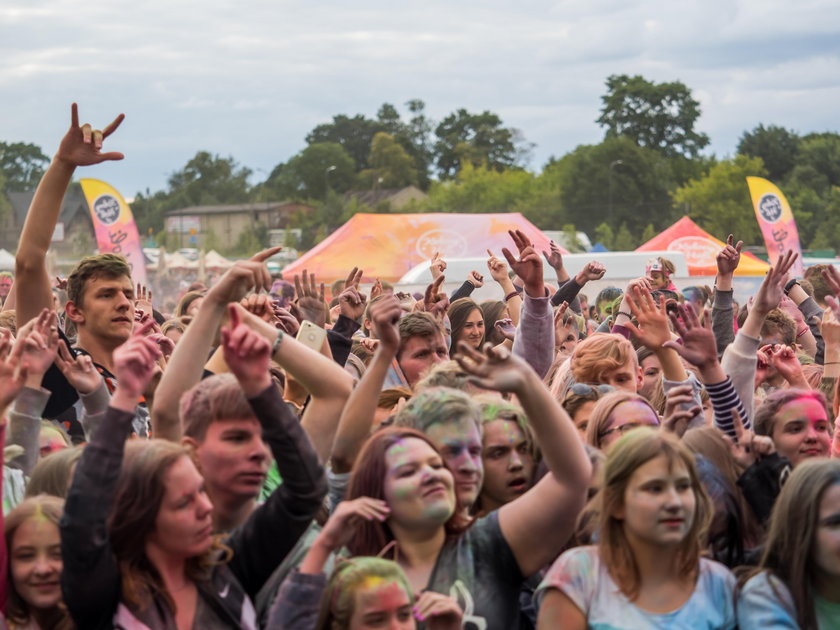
[569,383,615,397]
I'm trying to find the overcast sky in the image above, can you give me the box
[2,0,838,198]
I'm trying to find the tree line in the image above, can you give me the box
[2,75,839,255]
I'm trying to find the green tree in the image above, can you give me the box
[594,222,615,249]
[266,143,355,201]
[357,132,418,189]
[426,162,537,213]
[434,109,528,179]
[0,142,50,191]
[641,223,657,244]
[672,155,767,244]
[597,74,710,158]
[613,223,636,250]
[546,136,677,234]
[306,114,383,171]
[737,124,800,182]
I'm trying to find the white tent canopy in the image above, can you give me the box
[0,249,14,271]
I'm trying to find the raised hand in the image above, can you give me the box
[272,305,301,337]
[343,267,363,292]
[294,269,328,327]
[752,250,798,316]
[370,278,383,301]
[422,275,450,321]
[56,103,125,167]
[486,249,510,284]
[467,270,484,288]
[716,234,743,277]
[146,332,176,357]
[430,252,447,281]
[454,341,532,394]
[768,344,806,386]
[314,497,390,552]
[502,229,544,298]
[207,247,280,305]
[370,294,402,354]
[661,384,701,438]
[542,240,565,272]
[414,591,464,630]
[729,410,775,469]
[755,346,771,387]
[824,264,840,320]
[13,308,59,382]
[221,303,272,397]
[623,286,671,350]
[821,308,840,348]
[663,304,718,370]
[112,320,162,406]
[339,287,367,321]
[135,282,153,317]
[0,329,27,411]
[240,293,275,323]
[494,318,516,341]
[576,261,606,284]
[55,340,102,395]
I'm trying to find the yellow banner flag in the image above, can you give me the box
[747,176,804,276]
[79,179,147,284]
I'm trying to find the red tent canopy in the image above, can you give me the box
[282,212,564,283]
[637,216,769,276]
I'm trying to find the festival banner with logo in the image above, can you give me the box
[79,179,148,284]
[636,216,770,276]
[747,176,804,276]
[282,212,563,283]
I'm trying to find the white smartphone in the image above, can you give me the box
[296,320,327,351]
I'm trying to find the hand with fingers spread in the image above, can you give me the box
[56,103,125,167]
[663,303,718,373]
[370,295,402,355]
[486,249,511,284]
[822,265,840,302]
[0,329,28,411]
[623,285,672,350]
[135,282,153,317]
[111,320,162,409]
[206,246,280,306]
[221,304,272,397]
[716,234,743,277]
[661,384,701,438]
[414,591,463,630]
[728,410,775,469]
[752,250,798,316]
[542,240,565,272]
[430,252,447,281]
[467,270,484,289]
[294,269,328,328]
[454,341,532,394]
[13,308,59,385]
[339,286,367,321]
[502,230,544,298]
[575,261,606,285]
[55,340,102,395]
[343,267,363,292]
[422,276,450,322]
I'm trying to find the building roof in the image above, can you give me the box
[7,187,89,227]
[344,186,427,207]
[166,201,311,217]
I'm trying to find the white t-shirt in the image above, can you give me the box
[536,545,736,630]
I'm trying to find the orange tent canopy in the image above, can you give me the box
[636,216,769,276]
[282,212,564,283]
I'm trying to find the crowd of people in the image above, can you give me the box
[0,104,839,629]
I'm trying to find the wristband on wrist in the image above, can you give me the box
[615,311,633,320]
[796,327,809,339]
[504,291,519,302]
[272,329,285,356]
[784,278,799,296]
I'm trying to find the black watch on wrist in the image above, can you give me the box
[784,278,799,296]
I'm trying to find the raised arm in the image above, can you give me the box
[60,322,160,629]
[455,342,591,577]
[151,249,277,441]
[487,249,521,325]
[331,295,402,474]
[219,304,327,597]
[15,104,124,327]
[712,234,741,354]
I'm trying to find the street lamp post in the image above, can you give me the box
[324,165,337,197]
[608,159,624,223]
